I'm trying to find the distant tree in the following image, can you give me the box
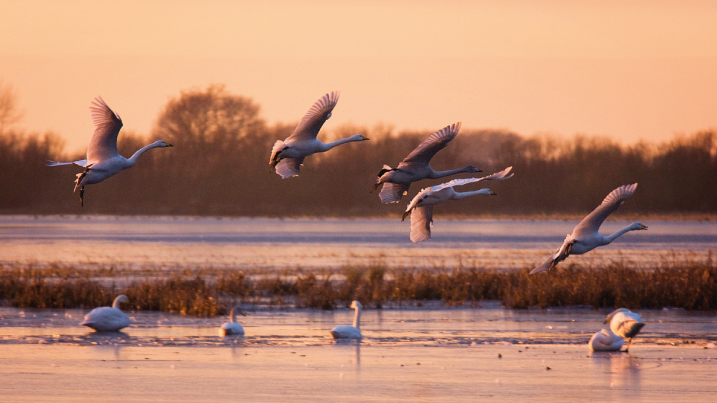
[0,80,24,136]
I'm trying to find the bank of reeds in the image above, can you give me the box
[1,258,716,315]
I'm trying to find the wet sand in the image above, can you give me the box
[2,343,717,402]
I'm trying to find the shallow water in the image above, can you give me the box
[2,306,716,348]
[1,215,715,270]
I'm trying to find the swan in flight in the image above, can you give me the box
[47,97,173,206]
[80,295,131,332]
[220,305,246,336]
[588,327,624,352]
[330,300,363,340]
[605,308,645,352]
[402,166,514,243]
[530,183,647,275]
[270,91,369,178]
[370,122,481,203]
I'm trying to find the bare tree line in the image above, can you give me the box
[0,84,715,216]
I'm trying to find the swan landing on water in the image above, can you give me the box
[80,295,131,332]
[330,300,363,340]
[530,183,647,275]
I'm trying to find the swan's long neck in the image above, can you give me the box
[353,305,361,329]
[452,189,490,200]
[319,135,362,152]
[230,307,236,323]
[428,166,472,179]
[128,142,164,165]
[603,224,639,245]
[112,296,123,309]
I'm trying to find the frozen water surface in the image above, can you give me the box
[1,215,714,270]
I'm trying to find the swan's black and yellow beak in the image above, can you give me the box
[639,223,648,230]
[490,190,497,195]
[165,143,174,147]
[361,135,370,141]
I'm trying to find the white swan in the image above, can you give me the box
[330,300,363,340]
[80,295,131,332]
[530,183,647,274]
[220,305,246,336]
[605,308,645,352]
[47,97,173,206]
[370,122,481,203]
[588,327,624,352]
[401,166,514,242]
[270,91,369,178]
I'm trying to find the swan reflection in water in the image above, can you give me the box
[590,351,642,397]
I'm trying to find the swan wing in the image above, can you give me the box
[429,166,513,192]
[410,205,433,243]
[86,97,123,163]
[275,157,304,179]
[287,91,340,142]
[46,159,91,167]
[330,325,362,339]
[572,183,638,238]
[402,122,461,165]
[81,307,130,331]
[379,182,410,203]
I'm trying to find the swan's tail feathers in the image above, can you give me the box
[379,182,409,204]
[274,158,303,179]
[409,205,433,243]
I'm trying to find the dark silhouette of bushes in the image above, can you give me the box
[0,85,715,215]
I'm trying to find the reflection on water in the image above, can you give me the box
[589,352,642,401]
[0,215,715,270]
[2,306,716,348]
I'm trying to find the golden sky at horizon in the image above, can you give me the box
[1,0,716,151]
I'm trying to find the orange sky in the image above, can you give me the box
[1,0,716,151]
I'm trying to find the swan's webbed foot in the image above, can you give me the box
[625,338,633,353]
[79,186,85,207]
[401,210,411,221]
[370,182,380,193]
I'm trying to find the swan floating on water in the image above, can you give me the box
[605,308,645,352]
[530,183,647,274]
[402,166,514,242]
[588,327,624,352]
[47,97,173,206]
[330,300,363,340]
[80,295,131,332]
[220,305,246,336]
[371,122,481,203]
[270,91,368,178]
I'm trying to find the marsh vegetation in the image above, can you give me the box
[2,256,715,316]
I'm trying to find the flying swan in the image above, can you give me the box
[530,183,647,274]
[605,308,645,352]
[370,122,481,203]
[220,305,246,336]
[588,327,624,352]
[330,300,363,340]
[47,97,173,206]
[270,91,369,178]
[80,295,131,332]
[402,166,514,242]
